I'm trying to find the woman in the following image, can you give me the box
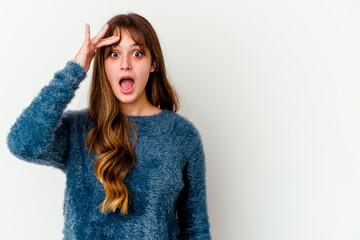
[7,13,211,239]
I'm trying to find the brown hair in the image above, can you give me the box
[85,13,179,214]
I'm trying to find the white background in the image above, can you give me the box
[1,0,360,239]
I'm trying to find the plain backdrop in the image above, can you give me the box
[1,0,360,239]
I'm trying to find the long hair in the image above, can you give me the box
[85,13,179,214]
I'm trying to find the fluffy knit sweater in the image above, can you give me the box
[6,61,211,240]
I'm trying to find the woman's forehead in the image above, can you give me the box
[111,26,148,50]
[112,27,136,40]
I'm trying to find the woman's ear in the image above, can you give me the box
[150,59,156,72]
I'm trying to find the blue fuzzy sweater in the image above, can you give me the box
[6,61,211,240]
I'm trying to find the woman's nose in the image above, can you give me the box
[120,56,131,70]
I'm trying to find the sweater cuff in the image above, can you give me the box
[53,60,87,91]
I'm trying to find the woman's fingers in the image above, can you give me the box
[85,23,90,41]
[73,22,119,72]
[85,23,119,49]
[95,35,119,48]
[91,23,110,45]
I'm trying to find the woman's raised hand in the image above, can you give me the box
[73,23,119,72]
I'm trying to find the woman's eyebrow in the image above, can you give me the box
[112,43,140,49]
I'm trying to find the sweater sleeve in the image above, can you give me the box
[175,122,212,239]
[6,60,87,173]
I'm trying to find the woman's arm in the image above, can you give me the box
[6,61,87,172]
[7,22,120,173]
[175,123,212,239]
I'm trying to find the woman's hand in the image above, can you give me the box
[73,23,119,72]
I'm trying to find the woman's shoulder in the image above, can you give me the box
[168,110,202,140]
[168,111,204,160]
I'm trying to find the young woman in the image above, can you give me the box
[7,13,211,239]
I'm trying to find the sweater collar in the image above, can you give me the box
[128,109,172,136]
[86,108,173,137]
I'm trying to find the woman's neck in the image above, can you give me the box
[120,99,161,117]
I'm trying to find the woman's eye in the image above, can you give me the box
[110,51,118,57]
[133,51,143,57]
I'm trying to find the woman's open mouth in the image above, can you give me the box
[119,76,135,94]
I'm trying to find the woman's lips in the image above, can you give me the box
[119,77,135,94]
[120,75,134,81]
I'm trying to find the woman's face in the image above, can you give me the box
[104,28,156,109]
